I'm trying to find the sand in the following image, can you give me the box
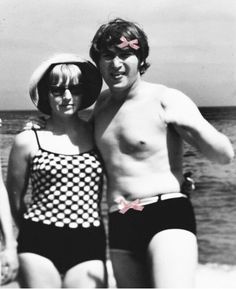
[195,263,236,288]
[2,263,236,288]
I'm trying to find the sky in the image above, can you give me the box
[0,0,236,110]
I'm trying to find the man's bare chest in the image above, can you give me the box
[94,102,167,155]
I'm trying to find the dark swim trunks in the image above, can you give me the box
[109,196,196,256]
[18,218,106,274]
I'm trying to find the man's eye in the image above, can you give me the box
[103,54,114,60]
[119,53,132,59]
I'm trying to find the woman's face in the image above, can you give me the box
[49,83,83,117]
[48,65,83,117]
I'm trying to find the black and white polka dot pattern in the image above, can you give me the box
[24,148,104,229]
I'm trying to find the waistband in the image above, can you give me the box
[109,192,187,213]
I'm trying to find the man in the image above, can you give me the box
[89,18,234,287]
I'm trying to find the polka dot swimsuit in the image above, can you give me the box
[23,130,104,229]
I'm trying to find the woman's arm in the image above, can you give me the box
[0,160,18,284]
[0,160,16,250]
[1,131,33,285]
[7,131,32,226]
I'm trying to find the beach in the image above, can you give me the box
[1,1,236,287]
[196,263,236,288]
[3,263,236,288]
[1,109,236,288]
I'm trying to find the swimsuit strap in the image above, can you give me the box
[32,129,41,149]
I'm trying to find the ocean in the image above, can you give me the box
[0,107,236,268]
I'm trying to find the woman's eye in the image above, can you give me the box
[70,86,83,95]
[51,87,64,95]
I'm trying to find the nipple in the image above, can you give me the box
[139,141,146,145]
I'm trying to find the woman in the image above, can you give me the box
[0,157,18,285]
[7,54,106,288]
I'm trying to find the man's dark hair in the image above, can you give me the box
[90,18,150,75]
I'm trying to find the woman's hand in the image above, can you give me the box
[0,246,19,285]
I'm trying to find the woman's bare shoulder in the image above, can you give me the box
[12,130,38,152]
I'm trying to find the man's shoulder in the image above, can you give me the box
[99,89,110,100]
[142,82,177,99]
[160,87,199,117]
[142,81,167,91]
[141,82,184,102]
[161,87,193,106]
[95,89,110,109]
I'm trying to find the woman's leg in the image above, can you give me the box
[147,229,198,288]
[19,253,61,288]
[62,260,106,288]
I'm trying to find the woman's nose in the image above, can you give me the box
[63,89,72,99]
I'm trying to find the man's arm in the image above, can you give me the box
[162,89,234,164]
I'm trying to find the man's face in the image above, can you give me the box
[99,47,140,93]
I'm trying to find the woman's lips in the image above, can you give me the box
[61,104,74,108]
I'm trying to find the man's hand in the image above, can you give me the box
[23,116,47,130]
[181,172,195,195]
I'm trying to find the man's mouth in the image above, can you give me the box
[110,71,125,79]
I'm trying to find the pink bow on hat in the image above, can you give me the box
[115,196,144,214]
[117,36,140,50]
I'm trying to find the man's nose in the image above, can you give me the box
[111,56,122,67]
